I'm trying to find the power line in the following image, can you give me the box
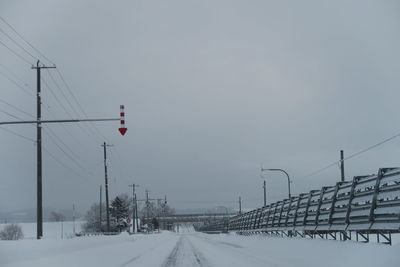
[0,108,27,120]
[0,15,105,147]
[0,64,34,96]
[301,131,400,180]
[0,26,38,61]
[43,125,90,167]
[0,98,35,118]
[41,76,100,149]
[55,69,88,117]
[42,146,88,180]
[41,77,74,118]
[46,69,81,118]
[54,68,110,143]
[43,127,95,176]
[0,38,32,65]
[0,66,99,152]
[0,126,35,142]
[0,15,54,65]
[45,69,104,144]
[0,62,30,86]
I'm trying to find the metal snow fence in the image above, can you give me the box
[197,168,400,244]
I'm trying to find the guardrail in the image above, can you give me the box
[197,168,400,245]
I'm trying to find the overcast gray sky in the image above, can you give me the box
[1,0,400,215]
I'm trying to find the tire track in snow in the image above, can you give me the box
[161,236,182,267]
[161,235,212,267]
[118,233,179,267]
[190,233,291,267]
[120,255,141,267]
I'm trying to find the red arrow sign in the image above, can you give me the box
[119,105,127,136]
[119,127,127,136]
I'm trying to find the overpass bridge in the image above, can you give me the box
[156,213,235,224]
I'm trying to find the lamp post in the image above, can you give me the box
[261,168,291,199]
[216,206,229,233]
[259,172,267,206]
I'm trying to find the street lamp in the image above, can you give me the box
[261,168,292,199]
[216,206,229,233]
[259,173,267,207]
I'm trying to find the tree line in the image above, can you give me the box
[82,194,174,233]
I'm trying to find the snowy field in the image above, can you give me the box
[0,221,82,239]
[0,223,399,267]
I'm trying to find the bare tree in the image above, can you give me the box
[50,211,66,222]
[82,202,106,232]
[0,224,24,240]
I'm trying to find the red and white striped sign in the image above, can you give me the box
[118,105,127,136]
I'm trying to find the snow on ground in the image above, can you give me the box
[0,221,82,239]
[0,223,399,267]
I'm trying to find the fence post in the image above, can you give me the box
[315,187,327,226]
[368,169,386,223]
[328,183,341,226]
[345,176,359,226]
[285,197,294,227]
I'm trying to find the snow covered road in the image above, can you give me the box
[1,229,399,267]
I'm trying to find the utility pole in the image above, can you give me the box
[2,63,126,239]
[340,150,345,182]
[129,184,139,233]
[72,204,76,235]
[32,61,56,239]
[164,195,167,215]
[99,185,102,231]
[239,196,242,215]
[263,180,266,206]
[145,190,150,224]
[134,193,138,232]
[101,142,113,232]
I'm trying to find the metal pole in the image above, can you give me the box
[32,61,56,240]
[99,185,102,231]
[102,142,110,232]
[36,62,42,240]
[239,196,242,215]
[262,168,291,199]
[134,193,138,232]
[73,204,75,235]
[263,180,267,206]
[132,184,136,233]
[340,150,345,182]
[129,184,138,233]
[146,190,149,225]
